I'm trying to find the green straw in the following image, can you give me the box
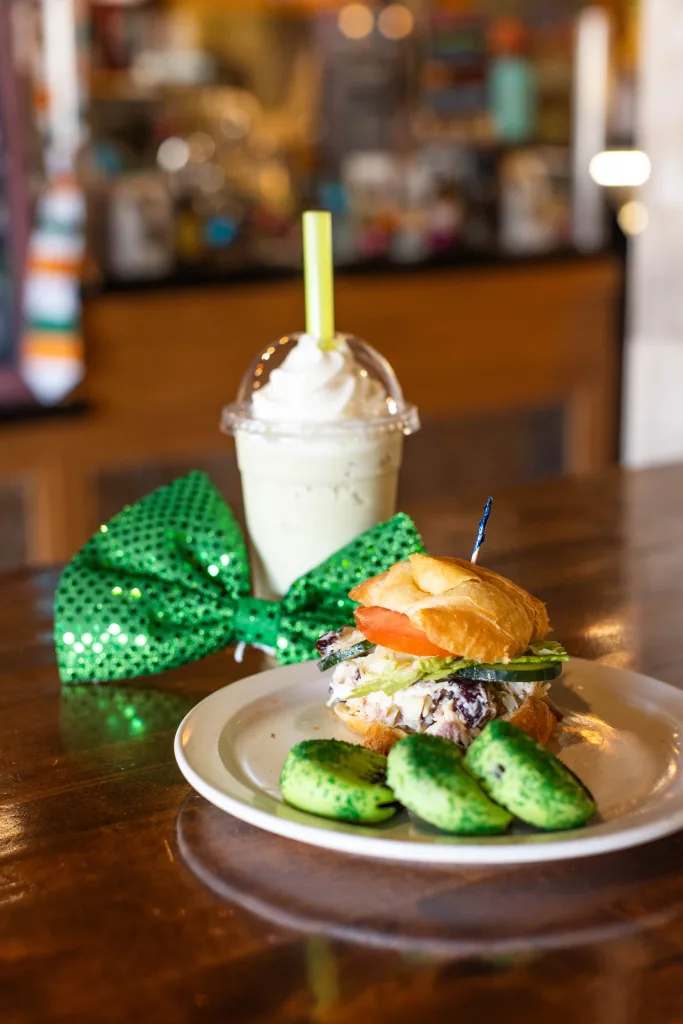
[303,210,335,348]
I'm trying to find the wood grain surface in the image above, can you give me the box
[3,463,683,1024]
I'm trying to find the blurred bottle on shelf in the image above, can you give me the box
[421,11,492,142]
[420,142,495,253]
[488,18,538,144]
[534,23,574,145]
[108,173,174,279]
[174,196,204,268]
[499,147,570,255]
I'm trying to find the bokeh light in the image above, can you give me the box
[338,3,374,40]
[187,132,216,163]
[196,163,226,194]
[378,4,414,40]
[618,200,649,236]
[157,137,190,173]
[589,150,651,187]
[221,109,251,140]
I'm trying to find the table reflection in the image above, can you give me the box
[174,792,683,958]
[60,684,196,748]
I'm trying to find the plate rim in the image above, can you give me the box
[174,658,683,864]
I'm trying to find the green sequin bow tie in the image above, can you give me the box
[54,471,425,683]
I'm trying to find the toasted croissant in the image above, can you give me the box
[350,553,550,664]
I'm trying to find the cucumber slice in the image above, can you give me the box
[317,640,376,673]
[455,661,562,683]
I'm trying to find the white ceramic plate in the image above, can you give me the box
[174,658,683,864]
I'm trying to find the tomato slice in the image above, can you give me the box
[354,606,451,657]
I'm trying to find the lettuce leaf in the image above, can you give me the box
[510,640,569,664]
[419,657,474,681]
[349,661,421,699]
[346,641,569,701]
[348,655,473,700]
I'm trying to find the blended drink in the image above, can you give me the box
[222,210,418,600]
[225,333,417,598]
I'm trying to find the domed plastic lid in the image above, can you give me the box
[221,333,420,439]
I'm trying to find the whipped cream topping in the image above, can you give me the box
[251,334,387,422]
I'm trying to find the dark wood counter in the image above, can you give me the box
[3,463,683,1023]
[0,256,621,566]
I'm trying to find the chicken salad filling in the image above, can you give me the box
[323,630,554,746]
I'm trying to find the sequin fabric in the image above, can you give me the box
[54,471,425,683]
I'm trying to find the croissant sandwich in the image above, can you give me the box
[316,553,567,756]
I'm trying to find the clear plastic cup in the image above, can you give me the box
[221,333,419,599]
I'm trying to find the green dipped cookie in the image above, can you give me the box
[387,734,512,835]
[280,739,398,824]
[465,719,596,830]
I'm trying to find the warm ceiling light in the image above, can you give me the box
[157,137,190,173]
[187,132,215,164]
[338,3,374,40]
[197,163,226,194]
[589,150,651,187]
[618,199,649,236]
[378,4,414,40]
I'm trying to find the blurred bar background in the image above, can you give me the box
[0,0,653,569]
[76,0,635,280]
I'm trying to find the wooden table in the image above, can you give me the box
[3,463,683,1024]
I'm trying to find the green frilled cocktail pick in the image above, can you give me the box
[54,471,425,683]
